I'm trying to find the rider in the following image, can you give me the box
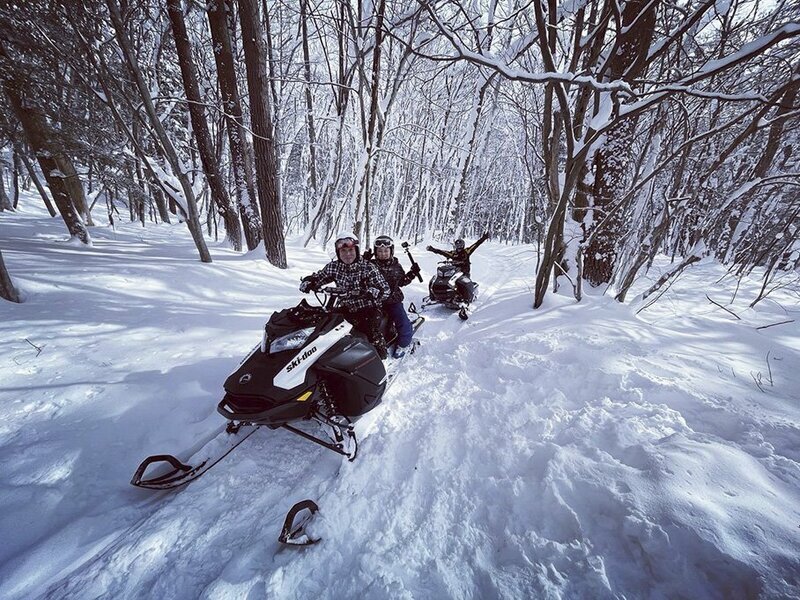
[300,232,391,359]
[426,232,489,303]
[367,235,420,359]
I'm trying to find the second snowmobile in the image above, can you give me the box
[423,261,478,320]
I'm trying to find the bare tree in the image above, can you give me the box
[0,249,20,303]
[1,42,90,243]
[238,0,287,268]
[206,0,262,251]
[167,0,242,251]
[106,0,211,262]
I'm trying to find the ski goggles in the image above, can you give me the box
[374,238,393,247]
[336,238,357,249]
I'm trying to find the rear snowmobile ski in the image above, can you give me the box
[131,289,424,492]
[279,499,321,546]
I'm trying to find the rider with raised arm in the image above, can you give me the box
[299,232,391,359]
[426,232,489,303]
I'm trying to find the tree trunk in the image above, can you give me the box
[582,0,658,285]
[207,0,262,251]
[0,249,20,303]
[11,147,21,208]
[445,74,492,238]
[0,160,12,211]
[352,0,386,244]
[261,0,284,220]
[752,61,800,179]
[300,0,318,193]
[106,0,211,262]
[15,144,56,216]
[1,74,90,242]
[303,0,353,246]
[238,0,287,267]
[532,0,573,308]
[167,0,242,251]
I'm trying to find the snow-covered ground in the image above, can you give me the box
[2,199,799,599]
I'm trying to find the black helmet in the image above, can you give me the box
[373,235,394,258]
[454,239,465,251]
[334,232,360,261]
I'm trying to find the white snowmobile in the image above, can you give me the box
[131,288,423,490]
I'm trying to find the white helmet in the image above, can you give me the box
[334,232,360,260]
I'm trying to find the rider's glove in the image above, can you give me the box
[410,263,421,275]
[426,245,434,251]
[299,277,316,293]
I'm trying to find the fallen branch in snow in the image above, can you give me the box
[635,255,702,313]
[705,295,741,320]
[755,319,795,330]
[750,352,774,392]
[25,338,43,356]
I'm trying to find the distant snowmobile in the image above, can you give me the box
[130,288,423,496]
[422,234,488,320]
[422,260,478,320]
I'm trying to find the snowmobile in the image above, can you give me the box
[130,287,424,496]
[422,260,478,320]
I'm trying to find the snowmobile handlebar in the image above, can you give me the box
[310,286,343,310]
[316,286,347,296]
[401,242,423,282]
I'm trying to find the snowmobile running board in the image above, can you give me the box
[279,499,320,546]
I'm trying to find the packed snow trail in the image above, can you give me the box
[266,251,798,599]
[1,202,799,599]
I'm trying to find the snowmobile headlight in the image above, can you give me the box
[270,327,316,354]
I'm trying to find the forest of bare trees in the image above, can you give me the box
[1,0,798,307]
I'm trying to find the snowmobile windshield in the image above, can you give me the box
[438,264,457,277]
[270,326,315,354]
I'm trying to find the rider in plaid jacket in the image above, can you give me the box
[300,233,390,358]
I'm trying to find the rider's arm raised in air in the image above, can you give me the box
[426,245,455,259]
[466,232,490,256]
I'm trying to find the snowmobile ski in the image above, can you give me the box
[130,422,261,490]
[279,499,321,546]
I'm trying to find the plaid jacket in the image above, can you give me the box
[308,258,390,312]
